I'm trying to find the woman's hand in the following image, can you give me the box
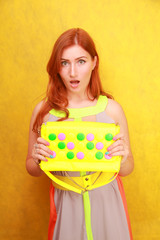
[32,137,53,165]
[107,133,130,166]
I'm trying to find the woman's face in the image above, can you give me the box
[59,45,97,96]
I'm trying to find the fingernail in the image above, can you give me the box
[108,154,112,157]
[107,147,111,151]
[50,151,53,154]
[46,142,50,146]
[45,159,48,162]
[50,155,54,158]
[105,151,109,155]
[113,137,116,140]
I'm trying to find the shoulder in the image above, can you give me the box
[32,101,44,119]
[106,98,127,125]
[31,100,49,123]
[107,98,124,113]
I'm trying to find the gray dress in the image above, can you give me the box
[47,96,132,240]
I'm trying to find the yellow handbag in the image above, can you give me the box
[40,121,122,194]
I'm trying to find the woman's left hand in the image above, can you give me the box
[107,133,130,165]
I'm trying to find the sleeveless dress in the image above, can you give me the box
[46,95,132,240]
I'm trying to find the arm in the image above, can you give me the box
[26,102,52,177]
[105,99,134,176]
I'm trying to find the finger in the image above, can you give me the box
[37,137,50,146]
[34,154,48,162]
[32,151,48,162]
[108,150,125,157]
[113,133,125,141]
[107,139,124,151]
[38,143,53,155]
[36,148,53,159]
[34,138,52,155]
[108,145,124,155]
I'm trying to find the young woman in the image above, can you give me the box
[26,28,134,240]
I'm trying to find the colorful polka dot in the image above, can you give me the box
[52,151,56,158]
[58,142,66,149]
[58,133,66,141]
[86,133,94,141]
[48,133,56,141]
[96,142,104,150]
[105,154,112,159]
[105,133,113,141]
[67,152,74,159]
[77,133,85,141]
[67,142,75,150]
[86,142,94,150]
[95,152,103,159]
[77,152,84,159]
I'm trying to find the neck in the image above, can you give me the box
[67,92,97,108]
[67,91,92,102]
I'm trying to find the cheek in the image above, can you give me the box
[82,66,93,79]
[59,69,67,80]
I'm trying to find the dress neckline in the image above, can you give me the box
[49,95,108,118]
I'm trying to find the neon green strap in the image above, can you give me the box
[80,171,93,240]
[83,191,93,240]
[48,170,94,239]
[49,95,108,118]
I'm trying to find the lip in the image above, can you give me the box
[69,80,80,88]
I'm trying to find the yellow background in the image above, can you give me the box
[0,0,160,239]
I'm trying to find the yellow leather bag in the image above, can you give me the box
[39,121,122,194]
[40,121,121,172]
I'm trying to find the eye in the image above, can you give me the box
[61,61,69,66]
[78,59,86,64]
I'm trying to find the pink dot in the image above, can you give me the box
[52,151,56,158]
[96,142,104,150]
[67,142,75,150]
[58,133,66,140]
[77,152,84,159]
[86,133,94,141]
[105,154,112,159]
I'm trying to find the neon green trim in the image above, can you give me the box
[74,117,82,121]
[49,95,108,118]
[80,171,86,177]
[80,171,93,240]
[83,191,93,240]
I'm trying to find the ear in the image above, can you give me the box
[92,56,97,70]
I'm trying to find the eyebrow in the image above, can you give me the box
[61,56,88,60]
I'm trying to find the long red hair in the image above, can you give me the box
[33,28,113,133]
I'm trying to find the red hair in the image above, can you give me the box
[33,28,113,132]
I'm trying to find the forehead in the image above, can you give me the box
[61,45,91,59]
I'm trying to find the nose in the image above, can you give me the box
[70,63,77,78]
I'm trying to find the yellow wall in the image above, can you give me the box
[0,0,160,239]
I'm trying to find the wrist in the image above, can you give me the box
[26,157,43,177]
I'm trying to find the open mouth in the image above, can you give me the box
[70,80,80,88]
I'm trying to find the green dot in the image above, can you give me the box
[105,133,113,141]
[95,152,103,159]
[67,151,74,159]
[48,133,56,141]
[77,133,85,141]
[58,142,66,149]
[86,142,94,150]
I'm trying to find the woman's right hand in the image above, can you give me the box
[32,137,53,165]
